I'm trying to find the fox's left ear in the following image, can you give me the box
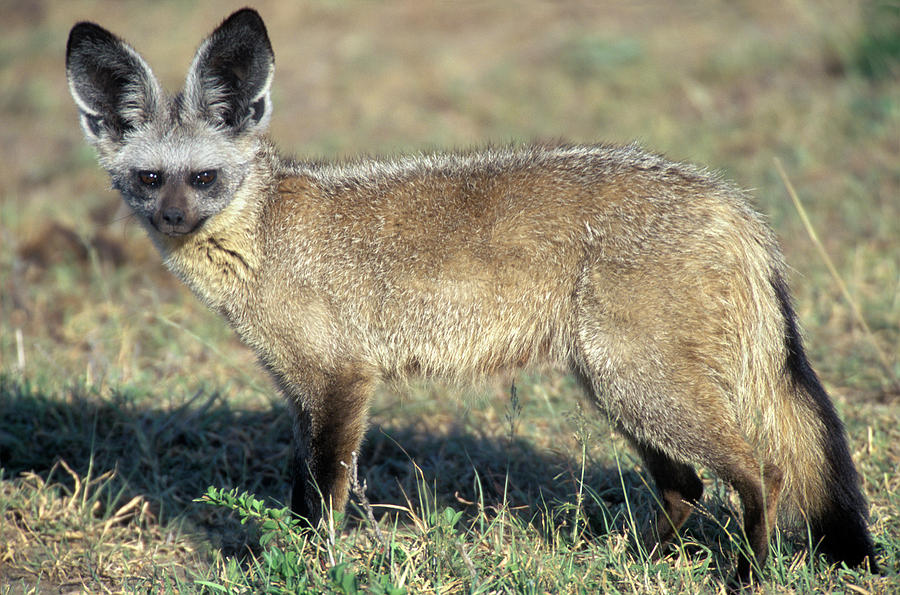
[185,8,275,136]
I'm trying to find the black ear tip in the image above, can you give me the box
[223,8,267,33]
[213,8,273,59]
[67,21,118,57]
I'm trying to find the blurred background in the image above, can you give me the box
[0,1,898,589]
[2,0,898,397]
[1,0,897,396]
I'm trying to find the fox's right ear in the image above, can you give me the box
[66,22,162,145]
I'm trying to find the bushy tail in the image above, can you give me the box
[770,272,879,572]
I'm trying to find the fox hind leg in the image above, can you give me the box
[632,432,783,583]
[576,360,783,584]
[628,439,704,555]
[632,410,782,584]
[724,460,783,584]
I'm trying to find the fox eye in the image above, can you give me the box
[191,170,218,187]
[137,170,162,187]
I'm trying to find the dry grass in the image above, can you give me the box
[1,0,898,592]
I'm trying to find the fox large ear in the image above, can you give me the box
[184,8,274,135]
[66,22,162,144]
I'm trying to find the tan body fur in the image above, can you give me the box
[164,140,822,540]
[66,9,878,585]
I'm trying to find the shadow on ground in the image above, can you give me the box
[0,374,722,561]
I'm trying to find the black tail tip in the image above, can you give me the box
[814,513,880,574]
[821,541,881,575]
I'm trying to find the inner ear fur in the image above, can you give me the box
[65,21,161,141]
[184,8,275,134]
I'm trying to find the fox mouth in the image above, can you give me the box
[150,215,208,237]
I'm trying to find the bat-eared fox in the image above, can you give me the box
[66,8,878,585]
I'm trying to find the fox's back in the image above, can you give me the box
[258,143,775,379]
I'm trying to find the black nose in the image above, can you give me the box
[161,207,185,226]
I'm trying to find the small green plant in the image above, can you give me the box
[197,486,407,594]
[197,487,312,592]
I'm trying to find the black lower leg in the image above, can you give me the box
[634,441,704,550]
[732,464,782,585]
[291,447,319,525]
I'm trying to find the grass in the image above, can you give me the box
[1,0,899,592]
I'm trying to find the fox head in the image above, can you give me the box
[66,9,274,237]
